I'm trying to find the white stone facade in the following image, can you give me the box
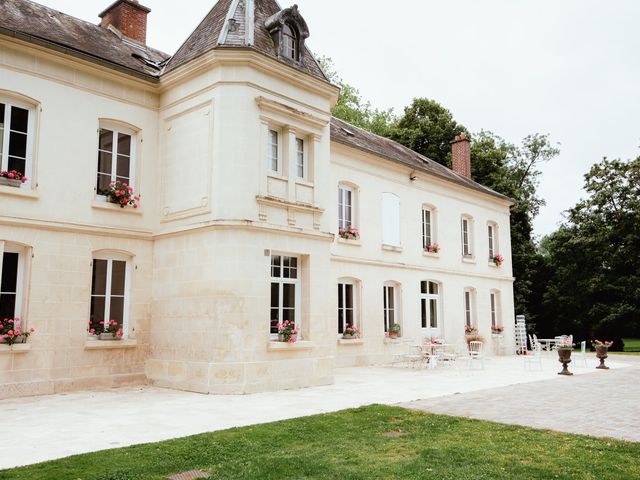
[0,10,514,399]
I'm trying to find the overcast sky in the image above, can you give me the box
[37,0,640,237]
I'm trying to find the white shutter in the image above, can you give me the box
[382,193,401,247]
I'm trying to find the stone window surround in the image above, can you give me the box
[0,90,39,190]
[383,281,401,335]
[464,287,477,328]
[421,204,438,250]
[269,253,301,340]
[490,289,501,329]
[89,250,133,340]
[461,214,475,260]
[487,220,499,260]
[337,277,360,337]
[420,280,441,335]
[95,119,139,200]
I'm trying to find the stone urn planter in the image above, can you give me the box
[99,333,121,341]
[557,349,573,376]
[595,345,610,369]
[0,177,22,188]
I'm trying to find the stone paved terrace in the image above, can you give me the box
[0,354,636,469]
[402,354,640,443]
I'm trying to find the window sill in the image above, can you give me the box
[267,173,287,181]
[338,338,364,346]
[384,337,403,344]
[423,251,440,258]
[382,244,403,253]
[0,185,39,199]
[295,179,314,188]
[84,339,138,350]
[462,256,476,264]
[0,343,31,354]
[267,340,314,351]
[92,201,143,215]
[337,237,361,246]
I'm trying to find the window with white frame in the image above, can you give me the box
[420,281,440,331]
[296,137,306,179]
[490,291,500,329]
[464,288,475,327]
[338,185,354,230]
[89,253,131,337]
[488,222,498,259]
[461,216,473,257]
[383,283,399,333]
[0,97,35,185]
[422,206,436,249]
[282,23,299,60]
[270,255,300,335]
[337,280,358,335]
[97,124,136,196]
[0,242,26,320]
[382,192,401,247]
[268,129,281,174]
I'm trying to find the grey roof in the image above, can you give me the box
[0,0,169,80]
[164,0,326,80]
[330,118,513,203]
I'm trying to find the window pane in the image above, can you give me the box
[383,287,388,310]
[0,293,17,319]
[421,298,427,328]
[420,281,427,294]
[116,154,131,179]
[110,261,126,296]
[283,283,295,309]
[270,308,279,334]
[270,282,279,309]
[97,151,112,175]
[8,131,27,158]
[99,129,113,152]
[345,284,353,309]
[117,133,131,156]
[91,259,108,295]
[387,287,395,309]
[10,106,28,133]
[97,174,112,194]
[282,308,295,323]
[338,284,343,309]
[0,104,4,157]
[109,297,124,326]
[89,296,105,328]
[1,252,19,293]
[430,299,438,328]
[270,256,281,278]
[7,156,25,174]
[428,282,438,295]
[346,308,353,326]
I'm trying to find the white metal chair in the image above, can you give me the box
[466,341,485,370]
[576,340,588,368]
[528,334,535,350]
[403,345,425,369]
[524,342,543,371]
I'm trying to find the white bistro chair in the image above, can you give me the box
[466,341,485,370]
[524,342,543,371]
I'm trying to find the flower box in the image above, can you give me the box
[0,177,22,188]
[99,333,122,341]
[342,333,358,340]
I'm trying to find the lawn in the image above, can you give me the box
[2,406,639,480]
[621,338,640,354]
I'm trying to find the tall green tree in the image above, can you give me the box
[539,156,640,347]
[318,57,395,137]
[391,98,467,167]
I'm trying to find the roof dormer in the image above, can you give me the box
[265,5,309,64]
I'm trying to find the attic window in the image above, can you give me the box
[283,24,298,60]
[265,5,309,64]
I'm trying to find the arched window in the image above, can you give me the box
[422,204,438,251]
[0,91,38,187]
[90,251,133,339]
[461,215,474,258]
[338,182,359,233]
[463,287,476,327]
[420,280,441,337]
[282,24,298,60]
[490,290,501,330]
[487,221,499,259]
[338,278,359,335]
[383,281,401,334]
[0,241,29,320]
[96,120,138,197]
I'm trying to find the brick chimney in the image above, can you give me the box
[99,0,151,44]
[451,133,471,178]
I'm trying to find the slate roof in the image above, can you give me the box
[164,0,326,80]
[330,118,513,203]
[0,0,509,202]
[0,0,170,80]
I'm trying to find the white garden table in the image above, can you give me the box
[536,338,557,351]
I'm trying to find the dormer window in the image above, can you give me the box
[282,24,298,60]
[265,5,309,64]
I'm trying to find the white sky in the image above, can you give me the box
[36,0,640,237]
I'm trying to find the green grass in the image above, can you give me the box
[2,406,639,480]
[621,338,640,354]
